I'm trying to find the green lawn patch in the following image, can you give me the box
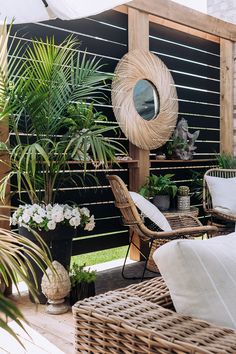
[71,245,128,267]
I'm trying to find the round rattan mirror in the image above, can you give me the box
[111,50,178,150]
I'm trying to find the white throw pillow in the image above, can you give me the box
[205,175,236,214]
[129,191,172,232]
[153,233,236,329]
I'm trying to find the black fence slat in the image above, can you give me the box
[72,231,129,255]
[149,21,220,55]
[154,52,220,81]
[42,17,128,45]
[150,38,220,67]
[176,87,220,105]
[178,101,220,116]
[172,72,220,92]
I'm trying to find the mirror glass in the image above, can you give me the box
[133,79,159,121]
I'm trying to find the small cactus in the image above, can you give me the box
[178,185,190,196]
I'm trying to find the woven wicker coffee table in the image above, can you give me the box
[73,277,236,353]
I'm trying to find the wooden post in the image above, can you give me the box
[128,8,150,260]
[220,38,234,154]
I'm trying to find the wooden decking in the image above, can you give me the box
[7,293,74,353]
[2,261,155,354]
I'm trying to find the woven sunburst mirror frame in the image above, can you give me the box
[111,49,179,150]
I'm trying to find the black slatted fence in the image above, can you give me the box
[9,10,220,254]
[149,21,220,218]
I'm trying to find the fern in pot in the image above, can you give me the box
[139,174,177,211]
[69,263,96,306]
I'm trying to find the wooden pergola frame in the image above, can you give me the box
[0,1,235,258]
[114,0,235,184]
[115,0,235,259]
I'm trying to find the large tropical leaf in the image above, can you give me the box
[0,24,126,204]
[0,215,54,346]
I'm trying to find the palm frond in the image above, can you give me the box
[0,215,54,345]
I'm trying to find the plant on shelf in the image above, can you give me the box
[69,263,96,306]
[177,185,190,211]
[165,136,188,159]
[139,174,177,211]
[165,118,199,160]
[0,215,52,344]
[178,185,190,196]
[216,153,236,169]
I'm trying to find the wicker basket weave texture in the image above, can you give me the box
[147,213,202,272]
[73,277,236,354]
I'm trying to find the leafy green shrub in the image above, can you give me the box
[69,263,96,287]
[139,174,177,198]
[216,153,236,169]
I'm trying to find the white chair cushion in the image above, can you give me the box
[129,191,172,232]
[153,233,236,329]
[205,175,236,214]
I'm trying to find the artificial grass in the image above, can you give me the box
[71,245,128,267]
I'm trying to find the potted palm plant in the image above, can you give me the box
[139,174,177,211]
[0,27,125,302]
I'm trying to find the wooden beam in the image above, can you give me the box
[115,5,220,43]
[128,7,150,190]
[128,8,150,261]
[149,15,220,43]
[127,0,236,41]
[220,38,234,154]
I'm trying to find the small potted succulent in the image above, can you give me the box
[177,185,190,211]
[69,263,96,306]
[139,174,177,211]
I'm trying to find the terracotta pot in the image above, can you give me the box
[19,225,76,304]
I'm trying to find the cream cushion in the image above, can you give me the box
[205,175,236,214]
[153,233,236,329]
[129,191,172,231]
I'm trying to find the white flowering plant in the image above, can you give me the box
[10,204,95,232]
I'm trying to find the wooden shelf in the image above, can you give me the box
[67,160,139,165]
[150,159,217,163]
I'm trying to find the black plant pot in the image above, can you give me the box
[19,225,76,304]
[70,281,95,306]
[153,195,170,211]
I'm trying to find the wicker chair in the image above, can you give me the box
[203,168,236,229]
[73,276,236,353]
[107,175,217,278]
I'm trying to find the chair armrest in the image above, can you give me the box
[160,224,218,238]
[140,223,217,239]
